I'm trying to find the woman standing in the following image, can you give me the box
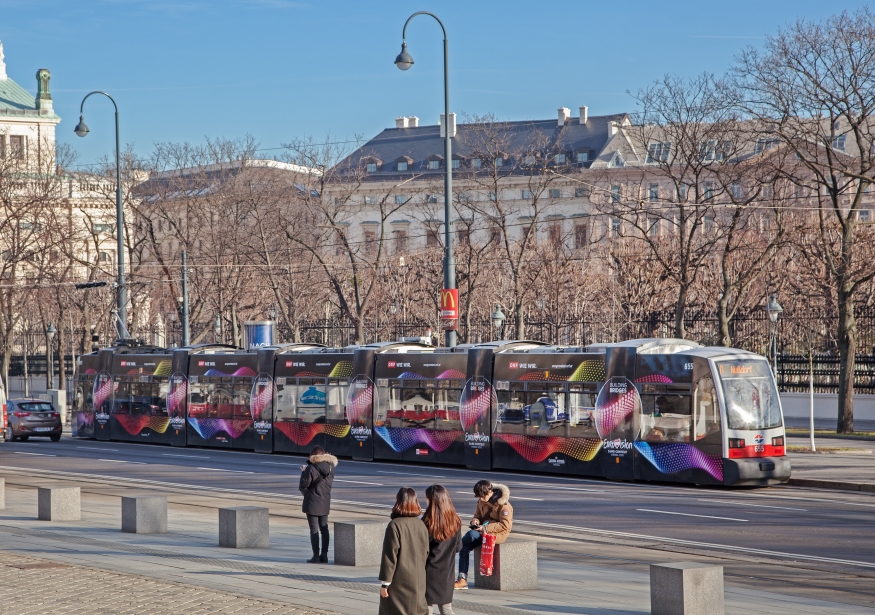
[422,485,462,615]
[379,487,429,615]
[298,445,337,563]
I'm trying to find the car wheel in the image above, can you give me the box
[19,436,29,441]
[50,434,61,442]
[4,426,15,442]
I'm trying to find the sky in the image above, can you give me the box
[0,0,868,169]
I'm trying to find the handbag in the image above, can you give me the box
[479,532,497,577]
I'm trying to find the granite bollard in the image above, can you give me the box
[122,495,168,534]
[650,562,724,615]
[333,520,386,566]
[473,537,538,590]
[37,486,80,521]
[219,506,269,548]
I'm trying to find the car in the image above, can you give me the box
[5,399,62,442]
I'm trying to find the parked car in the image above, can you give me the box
[5,399,62,442]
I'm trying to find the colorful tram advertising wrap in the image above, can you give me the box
[269,346,357,457]
[185,350,258,449]
[73,337,789,486]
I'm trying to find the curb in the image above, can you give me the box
[788,477,875,492]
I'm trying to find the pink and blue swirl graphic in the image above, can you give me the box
[634,441,723,481]
[167,374,187,417]
[346,377,373,425]
[634,374,673,384]
[250,374,276,421]
[93,372,113,414]
[203,367,257,377]
[460,377,496,431]
[397,369,466,380]
[187,418,251,440]
[375,427,463,452]
[594,377,640,439]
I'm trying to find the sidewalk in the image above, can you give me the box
[2,472,873,615]
[786,436,875,491]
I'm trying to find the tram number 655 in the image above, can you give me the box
[683,362,694,370]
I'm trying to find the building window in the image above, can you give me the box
[576,152,588,163]
[494,157,503,167]
[678,183,688,201]
[609,153,625,168]
[700,140,732,162]
[703,182,714,201]
[9,135,24,160]
[366,163,378,173]
[426,228,440,247]
[525,155,536,166]
[575,186,590,197]
[647,142,671,163]
[490,191,498,202]
[521,224,532,241]
[554,153,566,164]
[364,195,376,205]
[730,182,743,199]
[489,227,501,245]
[457,193,470,204]
[761,183,774,200]
[859,210,871,223]
[754,138,779,154]
[548,221,563,245]
[426,193,439,204]
[610,218,622,237]
[611,185,621,203]
[470,158,481,168]
[647,218,660,237]
[703,216,715,234]
[363,228,377,254]
[832,135,847,151]
[99,251,111,263]
[428,160,440,170]
[549,188,561,199]
[522,190,533,199]
[451,158,460,169]
[394,195,409,205]
[393,229,408,254]
[94,223,113,234]
[457,227,470,246]
[574,223,587,248]
[0,137,5,159]
[649,184,659,202]
[397,161,408,171]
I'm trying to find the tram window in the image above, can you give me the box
[230,379,251,419]
[130,381,160,416]
[693,376,720,441]
[396,385,436,429]
[274,378,296,422]
[718,360,782,430]
[296,378,327,423]
[495,383,526,435]
[641,393,691,443]
[326,379,348,423]
[112,380,130,414]
[568,390,598,438]
[524,386,568,436]
[434,385,462,430]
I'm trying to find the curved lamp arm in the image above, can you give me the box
[402,11,447,41]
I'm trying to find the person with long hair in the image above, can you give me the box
[379,487,430,615]
[298,445,337,563]
[422,485,462,615]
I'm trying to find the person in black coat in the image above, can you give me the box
[298,445,337,563]
[422,485,462,615]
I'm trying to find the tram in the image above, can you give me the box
[72,337,789,486]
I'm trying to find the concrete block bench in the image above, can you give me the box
[473,536,538,590]
[334,520,386,566]
[651,562,724,615]
[122,495,167,534]
[38,486,80,521]
[219,506,269,548]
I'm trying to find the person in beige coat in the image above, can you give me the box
[379,487,430,615]
[454,480,513,590]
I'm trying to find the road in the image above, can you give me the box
[2,435,874,573]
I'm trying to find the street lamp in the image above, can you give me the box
[46,323,57,389]
[269,305,278,321]
[491,305,506,341]
[765,294,783,378]
[395,11,456,347]
[75,91,127,340]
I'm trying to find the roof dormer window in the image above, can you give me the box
[397,161,408,171]
[554,153,566,164]
[366,163,377,173]
[577,152,589,163]
[395,156,414,172]
[428,160,440,170]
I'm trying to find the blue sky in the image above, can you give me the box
[1,0,867,167]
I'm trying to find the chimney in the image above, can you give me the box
[608,121,618,136]
[35,68,53,114]
[0,41,6,80]
[407,116,419,128]
[395,117,410,129]
[579,106,588,125]
[440,113,457,138]
[558,107,571,126]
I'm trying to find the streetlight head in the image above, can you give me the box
[766,294,783,323]
[394,42,414,70]
[491,305,506,330]
[269,305,278,320]
[74,115,90,137]
[46,322,57,339]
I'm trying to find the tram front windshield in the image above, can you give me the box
[716,360,782,430]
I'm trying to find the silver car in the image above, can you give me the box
[5,399,62,442]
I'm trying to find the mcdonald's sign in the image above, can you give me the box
[440,288,459,331]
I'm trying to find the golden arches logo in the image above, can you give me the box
[441,290,456,309]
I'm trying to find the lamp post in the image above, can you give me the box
[46,323,57,390]
[214,315,223,344]
[74,92,127,339]
[491,305,506,342]
[395,11,456,347]
[390,300,398,340]
[766,294,783,379]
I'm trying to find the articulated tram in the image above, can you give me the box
[73,337,789,486]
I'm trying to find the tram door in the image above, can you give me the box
[463,348,493,470]
[600,347,638,480]
[252,349,276,454]
[348,348,376,461]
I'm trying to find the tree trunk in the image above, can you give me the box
[836,288,856,433]
[674,285,688,339]
[354,318,364,345]
[717,293,731,347]
[515,303,525,341]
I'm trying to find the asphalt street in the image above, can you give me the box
[2,435,874,573]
